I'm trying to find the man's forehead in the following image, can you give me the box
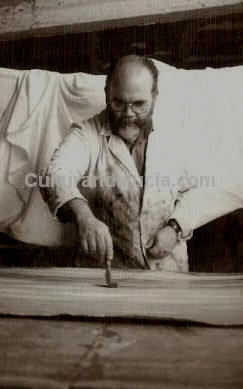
[110,62,153,92]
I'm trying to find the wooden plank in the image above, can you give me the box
[0,268,242,325]
[0,0,242,41]
[0,318,242,388]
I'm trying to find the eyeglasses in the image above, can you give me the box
[109,100,150,114]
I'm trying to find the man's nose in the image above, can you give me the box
[123,103,135,116]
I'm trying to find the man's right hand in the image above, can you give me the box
[63,199,113,263]
[77,213,114,263]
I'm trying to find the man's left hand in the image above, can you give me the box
[146,226,178,258]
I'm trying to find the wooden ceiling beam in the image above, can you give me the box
[0,0,242,42]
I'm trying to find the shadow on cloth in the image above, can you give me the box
[0,210,242,272]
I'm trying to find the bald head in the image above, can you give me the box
[115,62,152,95]
[107,62,154,106]
[106,55,159,96]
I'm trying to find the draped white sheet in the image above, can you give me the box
[0,68,106,245]
[0,61,242,246]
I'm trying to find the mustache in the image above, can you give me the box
[107,107,153,136]
[117,117,140,126]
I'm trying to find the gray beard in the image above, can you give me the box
[107,106,153,142]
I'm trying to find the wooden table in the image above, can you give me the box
[0,267,242,388]
[0,317,242,389]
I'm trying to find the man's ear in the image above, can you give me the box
[154,89,159,99]
[104,85,109,105]
[152,90,159,104]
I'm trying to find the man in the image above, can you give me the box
[41,55,239,271]
[41,55,192,271]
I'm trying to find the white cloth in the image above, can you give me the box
[0,68,106,245]
[0,61,242,248]
[152,61,243,231]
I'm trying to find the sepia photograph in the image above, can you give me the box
[0,0,242,388]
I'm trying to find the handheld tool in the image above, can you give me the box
[105,259,118,288]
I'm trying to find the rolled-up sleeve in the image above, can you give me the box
[172,186,243,233]
[41,125,92,218]
[171,162,243,234]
